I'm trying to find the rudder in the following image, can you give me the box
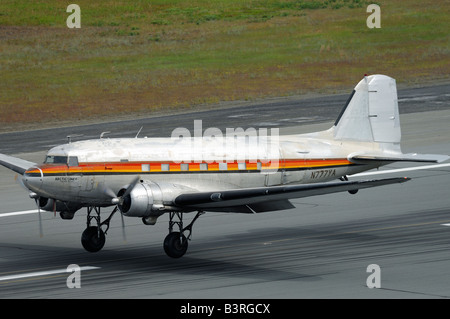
[334,75,401,143]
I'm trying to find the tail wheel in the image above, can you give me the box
[164,232,188,258]
[81,226,106,253]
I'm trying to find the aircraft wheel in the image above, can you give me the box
[164,232,188,258]
[81,226,106,253]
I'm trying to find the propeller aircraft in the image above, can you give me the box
[0,75,448,258]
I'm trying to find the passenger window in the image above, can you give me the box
[180,163,189,171]
[199,163,208,171]
[161,164,170,171]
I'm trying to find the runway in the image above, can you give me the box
[0,85,449,299]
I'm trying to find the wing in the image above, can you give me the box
[0,153,37,175]
[353,162,450,177]
[174,177,410,213]
[349,153,449,164]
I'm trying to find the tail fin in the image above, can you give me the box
[334,74,400,143]
[334,74,449,164]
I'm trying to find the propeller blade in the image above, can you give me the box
[102,176,140,203]
[102,185,116,198]
[14,174,28,191]
[38,207,43,238]
[122,176,140,199]
[34,198,44,238]
[101,184,120,204]
[117,176,140,213]
[120,213,127,243]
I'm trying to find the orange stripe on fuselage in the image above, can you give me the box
[26,158,353,175]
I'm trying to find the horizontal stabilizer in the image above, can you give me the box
[350,153,449,164]
[0,153,37,175]
[174,177,410,213]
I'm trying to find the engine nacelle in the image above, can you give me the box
[38,197,65,212]
[118,181,194,217]
[36,197,82,216]
[119,182,159,217]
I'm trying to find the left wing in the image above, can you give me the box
[174,177,410,213]
[0,153,37,175]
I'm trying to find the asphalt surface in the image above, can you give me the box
[0,84,449,300]
[0,82,449,154]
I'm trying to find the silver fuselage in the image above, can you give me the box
[23,128,381,208]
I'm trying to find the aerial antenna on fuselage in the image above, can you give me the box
[135,126,143,138]
[100,131,111,139]
[66,134,84,144]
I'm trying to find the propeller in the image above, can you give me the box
[15,174,44,237]
[121,176,140,202]
[120,213,127,243]
[101,175,140,206]
[102,185,119,204]
[35,198,43,238]
[102,176,140,243]
[14,174,27,190]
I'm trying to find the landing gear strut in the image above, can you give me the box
[163,211,204,258]
[81,206,118,252]
[79,206,204,257]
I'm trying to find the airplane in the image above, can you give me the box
[0,74,448,258]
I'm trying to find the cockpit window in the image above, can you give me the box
[45,155,68,164]
[68,156,79,167]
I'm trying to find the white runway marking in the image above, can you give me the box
[0,209,38,218]
[0,266,100,282]
[398,95,437,102]
[352,163,450,177]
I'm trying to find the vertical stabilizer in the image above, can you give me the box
[334,75,401,143]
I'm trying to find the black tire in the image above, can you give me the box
[81,226,106,253]
[163,232,188,258]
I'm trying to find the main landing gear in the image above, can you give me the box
[164,211,204,258]
[81,206,118,253]
[80,206,204,258]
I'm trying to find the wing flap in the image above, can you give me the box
[0,153,37,175]
[174,177,410,211]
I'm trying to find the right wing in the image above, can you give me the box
[0,153,37,175]
[174,177,410,213]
